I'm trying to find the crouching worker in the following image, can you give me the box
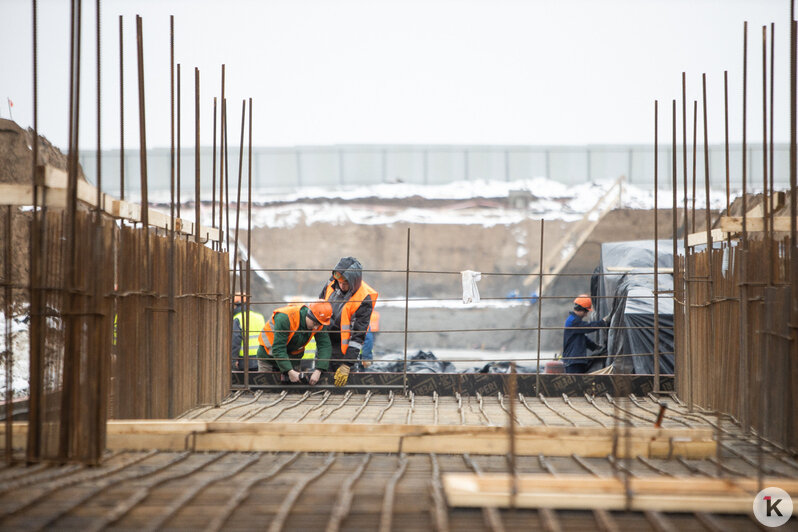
[256,300,333,385]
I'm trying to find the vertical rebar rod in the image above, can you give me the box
[176,63,181,219]
[702,74,716,418]
[95,0,101,209]
[212,97,217,248]
[535,219,545,394]
[91,0,105,465]
[219,65,225,244]
[136,14,149,272]
[194,67,201,244]
[224,98,230,254]
[769,23,775,244]
[4,205,12,462]
[27,0,42,463]
[232,100,245,295]
[739,20,750,431]
[691,100,698,233]
[789,13,797,450]
[403,228,410,395]
[671,99,677,314]
[653,100,660,393]
[508,362,518,509]
[681,73,693,410]
[724,71,730,216]
[118,15,124,200]
[702,75,712,252]
[245,98,253,390]
[167,14,176,418]
[762,26,771,271]
[61,0,83,462]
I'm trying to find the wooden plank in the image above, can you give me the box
[0,421,714,457]
[443,473,798,513]
[720,215,797,233]
[687,228,726,247]
[0,184,35,205]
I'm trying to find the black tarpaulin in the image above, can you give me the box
[591,240,676,375]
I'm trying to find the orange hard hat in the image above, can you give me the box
[573,294,592,311]
[307,300,333,326]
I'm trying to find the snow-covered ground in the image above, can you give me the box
[233,177,732,229]
[0,312,30,397]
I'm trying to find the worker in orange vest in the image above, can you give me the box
[256,300,333,385]
[319,257,378,386]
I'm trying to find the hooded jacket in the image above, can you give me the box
[319,257,378,358]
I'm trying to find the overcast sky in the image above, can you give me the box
[0,0,791,150]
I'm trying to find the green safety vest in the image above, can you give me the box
[233,310,266,358]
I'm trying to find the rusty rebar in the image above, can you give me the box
[245,98,253,389]
[403,227,410,394]
[168,14,176,418]
[653,100,660,393]
[681,73,693,410]
[535,219,545,393]
[118,15,124,200]
[231,99,245,295]
[176,63,181,219]
[194,67,201,244]
[212,97,217,244]
[739,21,750,431]
[691,100,698,233]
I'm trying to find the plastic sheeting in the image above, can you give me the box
[591,240,676,375]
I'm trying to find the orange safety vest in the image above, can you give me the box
[257,305,309,356]
[369,309,380,332]
[324,281,378,352]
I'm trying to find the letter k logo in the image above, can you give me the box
[764,496,783,517]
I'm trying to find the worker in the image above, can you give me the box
[319,257,378,386]
[232,293,266,372]
[256,300,333,385]
[562,294,608,374]
[359,309,381,367]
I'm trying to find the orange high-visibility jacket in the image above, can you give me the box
[323,281,378,352]
[258,305,307,355]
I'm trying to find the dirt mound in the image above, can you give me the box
[0,118,83,184]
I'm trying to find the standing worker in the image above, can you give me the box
[319,257,378,386]
[562,294,608,374]
[359,309,380,368]
[232,294,266,372]
[256,300,333,385]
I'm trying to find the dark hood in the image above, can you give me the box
[331,256,363,295]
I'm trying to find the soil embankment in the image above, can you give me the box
[248,206,687,353]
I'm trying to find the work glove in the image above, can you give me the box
[334,365,350,387]
[309,369,322,386]
[345,346,360,360]
[286,369,302,383]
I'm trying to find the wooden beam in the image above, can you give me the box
[1,421,716,458]
[443,473,798,513]
[719,215,797,233]
[1,166,220,242]
[686,228,726,247]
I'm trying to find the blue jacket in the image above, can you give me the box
[562,311,605,365]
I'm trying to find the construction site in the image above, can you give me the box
[1,1,797,530]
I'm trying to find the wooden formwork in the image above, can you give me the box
[675,237,797,450]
